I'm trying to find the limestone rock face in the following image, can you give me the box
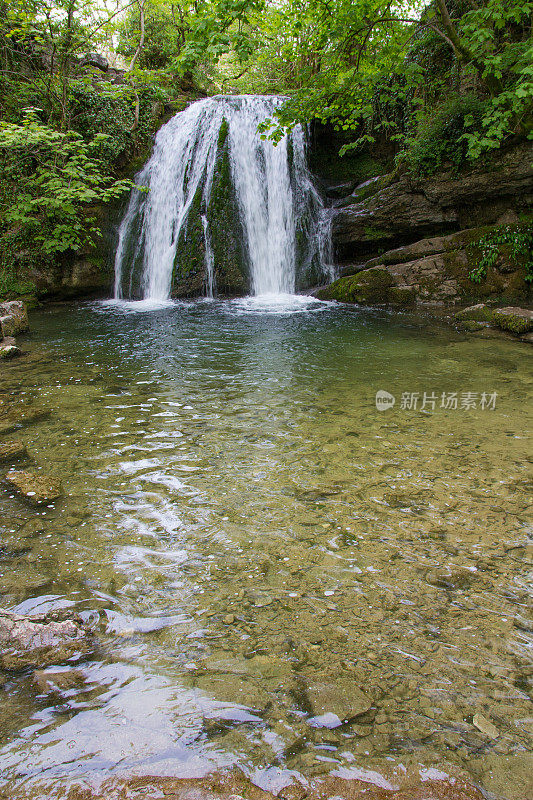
[320,225,532,308]
[333,179,457,257]
[0,609,91,671]
[332,144,533,263]
[78,52,109,71]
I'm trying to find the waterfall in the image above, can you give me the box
[114,95,332,301]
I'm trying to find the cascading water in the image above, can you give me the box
[113,95,333,301]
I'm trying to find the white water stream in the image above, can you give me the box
[114,95,332,301]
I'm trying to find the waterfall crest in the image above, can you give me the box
[114,95,332,301]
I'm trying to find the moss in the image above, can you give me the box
[363,226,390,241]
[455,304,494,322]
[217,118,229,150]
[493,310,533,335]
[460,320,486,332]
[317,268,393,304]
[317,275,359,302]
[207,123,249,295]
[351,174,394,203]
[389,286,416,307]
[172,183,206,297]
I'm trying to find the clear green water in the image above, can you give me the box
[0,298,531,798]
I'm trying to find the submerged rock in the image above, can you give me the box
[306,679,373,723]
[4,470,62,505]
[0,609,92,671]
[473,712,500,739]
[0,440,28,464]
[34,667,86,693]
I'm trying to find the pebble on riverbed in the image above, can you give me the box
[4,469,62,505]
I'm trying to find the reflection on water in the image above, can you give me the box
[0,300,531,799]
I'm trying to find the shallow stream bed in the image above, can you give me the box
[0,298,531,799]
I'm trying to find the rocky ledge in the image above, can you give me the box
[454,304,533,343]
[318,225,532,310]
[320,143,532,313]
[331,144,532,262]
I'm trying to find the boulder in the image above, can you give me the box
[4,470,62,505]
[0,343,21,359]
[317,269,395,304]
[0,609,92,671]
[0,300,29,338]
[492,307,533,335]
[455,304,494,322]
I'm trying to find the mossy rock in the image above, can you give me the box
[492,307,533,335]
[460,320,486,332]
[173,183,207,297]
[317,268,393,304]
[389,286,416,307]
[454,304,494,323]
[208,123,249,295]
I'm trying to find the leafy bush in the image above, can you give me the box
[400,94,488,176]
[0,112,133,255]
[468,224,533,283]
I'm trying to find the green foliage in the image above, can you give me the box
[196,0,532,167]
[0,112,133,255]
[468,224,533,283]
[400,94,488,176]
[0,264,36,299]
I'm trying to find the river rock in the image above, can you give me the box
[34,668,86,693]
[455,304,494,322]
[4,470,62,504]
[0,609,92,671]
[492,307,533,335]
[306,679,373,722]
[0,300,29,337]
[0,343,21,359]
[0,440,28,464]
[473,712,499,739]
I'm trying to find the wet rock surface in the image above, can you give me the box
[0,609,92,671]
[0,301,29,338]
[0,769,491,800]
